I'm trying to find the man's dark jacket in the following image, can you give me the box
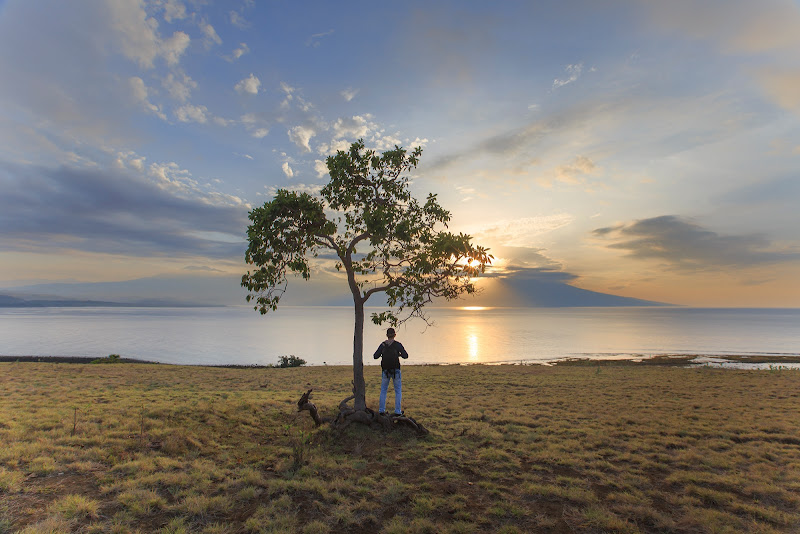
[373,340,408,374]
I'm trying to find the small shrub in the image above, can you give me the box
[277,355,306,368]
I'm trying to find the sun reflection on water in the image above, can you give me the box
[466,331,480,361]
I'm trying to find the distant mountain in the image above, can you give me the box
[488,277,665,307]
[0,294,215,308]
[0,271,669,308]
[0,294,116,307]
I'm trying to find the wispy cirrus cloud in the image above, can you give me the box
[307,29,334,47]
[475,214,574,249]
[552,63,584,90]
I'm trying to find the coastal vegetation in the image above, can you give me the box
[1,361,799,533]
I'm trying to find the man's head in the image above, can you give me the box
[386,327,396,339]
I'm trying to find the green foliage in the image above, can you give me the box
[276,355,306,368]
[91,354,121,364]
[286,425,313,470]
[242,190,334,314]
[241,139,492,324]
[242,139,492,408]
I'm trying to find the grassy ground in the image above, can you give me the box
[1,361,799,533]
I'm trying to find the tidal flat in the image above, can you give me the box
[1,362,799,533]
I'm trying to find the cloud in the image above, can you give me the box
[456,186,475,202]
[159,0,187,23]
[235,73,261,95]
[593,215,800,270]
[374,134,404,150]
[307,29,334,47]
[475,214,574,248]
[199,19,222,49]
[213,116,234,127]
[288,125,317,152]
[406,137,430,149]
[175,104,208,123]
[129,77,166,120]
[314,160,329,178]
[280,82,295,96]
[0,1,204,148]
[116,151,146,171]
[427,114,551,171]
[228,42,250,61]
[545,155,599,187]
[316,139,351,156]
[282,161,294,178]
[341,87,359,101]
[106,0,162,68]
[492,267,577,283]
[478,245,564,278]
[552,63,583,90]
[266,183,323,197]
[426,89,730,176]
[160,31,191,66]
[332,115,371,139]
[162,71,197,102]
[184,265,224,272]
[229,11,250,29]
[0,160,248,258]
[240,112,271,138]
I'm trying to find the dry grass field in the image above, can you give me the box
[1,360,799,533]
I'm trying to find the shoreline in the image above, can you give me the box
[2,353,800,369]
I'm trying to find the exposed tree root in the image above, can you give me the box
[296,389,324,426]
[296,388,429,436]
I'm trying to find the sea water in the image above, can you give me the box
[0,306,798,366]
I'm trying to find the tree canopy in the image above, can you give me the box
[242,139,491,410]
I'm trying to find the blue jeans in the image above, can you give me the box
[379,369,402,414]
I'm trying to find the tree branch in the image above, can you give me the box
[347,232,371,255]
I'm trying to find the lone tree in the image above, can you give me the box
[242,139,491,420]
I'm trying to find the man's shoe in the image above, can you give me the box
[393,411,404,417]
[379,412,387,416]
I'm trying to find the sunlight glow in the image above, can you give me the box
[461,306,489,311]
[466,332,480,361]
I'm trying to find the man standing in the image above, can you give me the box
[373,327,409,416]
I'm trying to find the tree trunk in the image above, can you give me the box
[352,298,367,411]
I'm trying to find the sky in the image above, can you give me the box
[0,0,799,307]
